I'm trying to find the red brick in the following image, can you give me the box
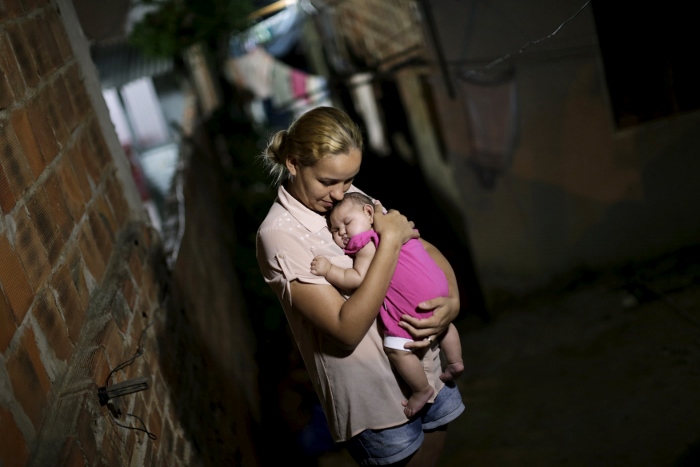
[0,287,17,352]
[4,22,39,89]
[1,0,26,19]
[53,74,78,134]
[64,66,91,122]
[26,94,59,163]
[76,402,98,465]
[43,172,75,242]
[75,131,101,185]
[87,120,112,167]
[44,82,70,146]
[10,107,45,179]
[96,193,118,239]
[128,248,143,286]
[55,155,86,222]
[6,325,52,430]
[0,405,30,466]
[14,207,51,292]
[105,176,129,227]
[0,158,16,214]
[47,9,72,63]
[58,437,85,467]
[88,208,113,264]
[38,11,64,71]
[122,277,136,312]
[50,263,86,343]
[78,221,106,284]
[0,31,25,99]
[26,186,64,266]
[33,287,74,361]
[21,19,54,78]
[67,142,92,203]
[93,319,125,371]
[64,244,90,311]
[0,234,33,323]
[0,72,13,110]
[0,120,35,198]
[147,405,162,441]
[87,346,110,388]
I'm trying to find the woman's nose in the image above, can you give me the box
[330,186,344,201]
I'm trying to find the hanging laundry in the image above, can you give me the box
[271,60,294,109]
[224,47,274,99]
[349,73,390,156]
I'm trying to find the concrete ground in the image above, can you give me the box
[317,248,700,466]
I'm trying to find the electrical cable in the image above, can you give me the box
[102,302,165,441]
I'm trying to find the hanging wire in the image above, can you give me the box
[103,299,168,441]
[462,0,591,79]
[104,319,155,387]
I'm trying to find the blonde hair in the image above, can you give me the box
[259,106,364,186]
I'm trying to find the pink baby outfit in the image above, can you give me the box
[344,230,449,347]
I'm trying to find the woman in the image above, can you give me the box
[256,106,464,466]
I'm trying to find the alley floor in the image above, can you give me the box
[316,247,700,467]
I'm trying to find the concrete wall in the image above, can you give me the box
[0,1,260,465]
[412,0,700,305]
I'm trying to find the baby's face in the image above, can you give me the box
[329,201,373,248]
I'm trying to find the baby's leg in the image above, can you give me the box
[385,347,434,418]
[438,324,464,382]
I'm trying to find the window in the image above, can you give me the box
[591,1,700,129]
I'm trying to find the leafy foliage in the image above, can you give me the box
[129,0,255,58]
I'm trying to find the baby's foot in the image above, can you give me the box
[439,361,464,382]
[402,386,434,419]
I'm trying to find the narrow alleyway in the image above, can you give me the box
[317,246,700,466]
[205,101,700,466]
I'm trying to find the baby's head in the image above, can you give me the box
[329,192,375,248]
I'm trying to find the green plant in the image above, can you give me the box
[129,0,254,58]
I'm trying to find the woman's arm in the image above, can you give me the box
[401,238,460,350]
[290,203,417,350]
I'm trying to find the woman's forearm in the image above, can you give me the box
[335,238,402,348]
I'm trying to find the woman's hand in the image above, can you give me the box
[402,239,461,350]
[400,295,459,350]
[372,201,418,246]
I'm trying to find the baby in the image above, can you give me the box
[311,192,464,417]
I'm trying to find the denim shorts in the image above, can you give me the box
[343,383,465,465]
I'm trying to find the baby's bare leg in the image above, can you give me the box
[438,324,464,382]
[385,347,434,418]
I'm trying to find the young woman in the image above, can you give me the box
[256,106,464,466]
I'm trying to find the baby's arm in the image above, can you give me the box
[310,242,376,290]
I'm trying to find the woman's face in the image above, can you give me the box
[286,148,362,214]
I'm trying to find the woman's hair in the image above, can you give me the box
[259,106,364,186]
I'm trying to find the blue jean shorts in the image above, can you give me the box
[343,383,465,465]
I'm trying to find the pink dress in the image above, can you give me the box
[344,230,449,340]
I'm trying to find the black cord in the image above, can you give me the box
[104,320,155,387]
[110,412,158,440]
[102,303,164,441]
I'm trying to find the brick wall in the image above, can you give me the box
[0,1,262,465]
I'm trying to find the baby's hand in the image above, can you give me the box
[310,256,331,276]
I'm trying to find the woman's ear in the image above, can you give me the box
[285,156,298,176]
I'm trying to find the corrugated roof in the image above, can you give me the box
[91,40,174,90]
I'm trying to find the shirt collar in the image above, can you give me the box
[277,184,329,233]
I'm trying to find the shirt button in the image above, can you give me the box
[278,253,285,259]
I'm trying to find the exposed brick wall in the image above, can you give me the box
[0,1,248,465]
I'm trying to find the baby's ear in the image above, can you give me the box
[364,203,374,221]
